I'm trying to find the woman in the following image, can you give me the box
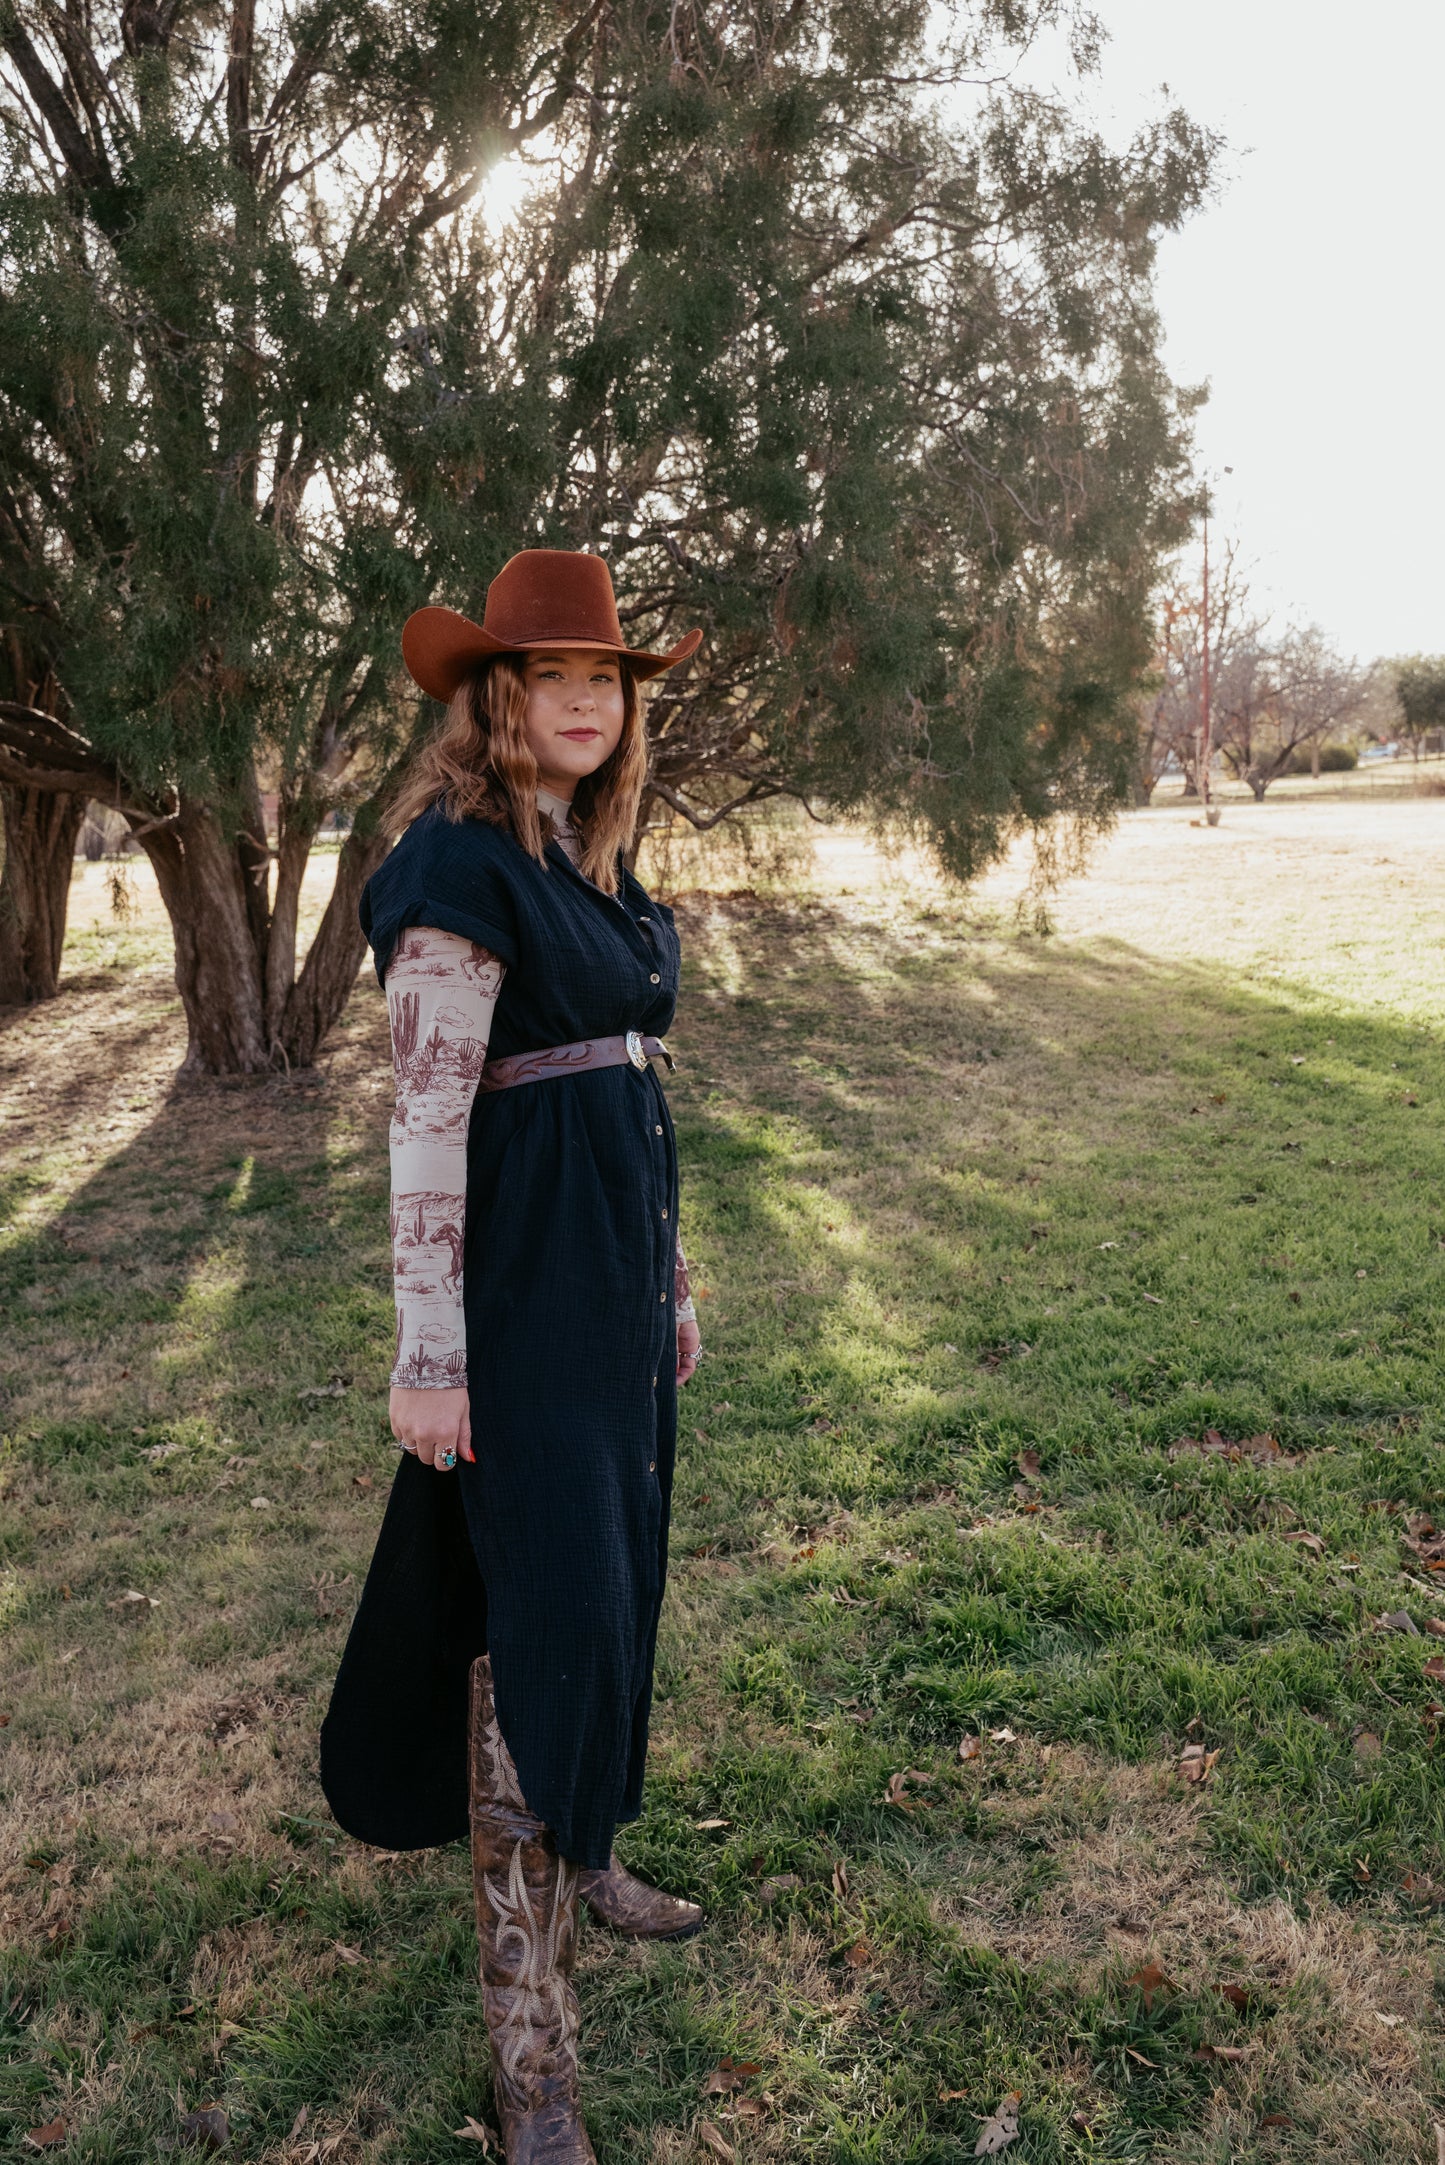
[321,549,705,2165]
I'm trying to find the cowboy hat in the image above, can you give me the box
[401,550,703,701]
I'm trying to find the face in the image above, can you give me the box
[520,647,626,797]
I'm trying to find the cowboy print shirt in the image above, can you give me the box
[387,787,695,1389]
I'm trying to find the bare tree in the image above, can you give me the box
[1216,626,1364,800]
[1142,546,1259,799]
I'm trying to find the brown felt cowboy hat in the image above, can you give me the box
[402,550,703,702]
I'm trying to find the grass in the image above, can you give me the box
[2,798,1445,2162]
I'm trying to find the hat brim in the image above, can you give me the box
[402,608,703,702]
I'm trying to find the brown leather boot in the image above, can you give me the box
[468,1656,596,2165]
[579,1857,705,1941]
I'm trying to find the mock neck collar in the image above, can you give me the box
[535,784,574,826]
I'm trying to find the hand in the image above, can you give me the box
[390,1385,473,1471]
[676,1315,701,1387]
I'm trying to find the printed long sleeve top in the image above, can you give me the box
[387,787,695,1389]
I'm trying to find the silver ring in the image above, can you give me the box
[438,1448,457,1470]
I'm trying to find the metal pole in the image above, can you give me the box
[1200,497,1215,823]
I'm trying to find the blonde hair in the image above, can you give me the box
[390,652,648,895]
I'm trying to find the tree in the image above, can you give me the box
[1394,658,1445,760]
[1141,544,1259,801]
[1214,625,1363,800]
[0,637,85,1001]
[0,0,1216,1069]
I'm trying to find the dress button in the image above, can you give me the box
[639,916,650,923]
[659,1291,667,1303]
[661,1207,668,1219]
[654,1123,663,1135]
[649,972,660,983]
[652,1375,657,1387]
[648,1460,656,1472]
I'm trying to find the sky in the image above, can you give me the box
[1017,0,1445,662]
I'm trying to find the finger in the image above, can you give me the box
[458,1403,474,1465]
[432,1440,458,1473]
[412,1434,437,1467]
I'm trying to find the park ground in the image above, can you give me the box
[2,786,1444,2162]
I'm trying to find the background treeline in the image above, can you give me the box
[0,0,1218,1068]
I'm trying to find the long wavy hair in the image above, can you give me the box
[390,652,648,895]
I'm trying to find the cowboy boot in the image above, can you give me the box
[578,1857,705,1942]
[469,1656,596,2165]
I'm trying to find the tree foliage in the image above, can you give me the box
[0,0,1216,1067]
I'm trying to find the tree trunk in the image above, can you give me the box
[0,783,86,1002]
[278,819,394,1065]
[135,796,392,1075]
[1246,768,1267,802]
[1310,740,1321,779]
[136,798,271,1074]
[1131,774,1155,807]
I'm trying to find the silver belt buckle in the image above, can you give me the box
[625,1029,648,1070]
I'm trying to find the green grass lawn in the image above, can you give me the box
[2,819,1444,2162]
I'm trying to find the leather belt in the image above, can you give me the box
[478,1029,675,1092]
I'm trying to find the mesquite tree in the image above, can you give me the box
[0,0,1216,1069]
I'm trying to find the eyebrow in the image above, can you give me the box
[527,652,618,667]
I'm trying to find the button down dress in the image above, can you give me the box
[320,803,683,1868]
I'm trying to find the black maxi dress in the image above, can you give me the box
[320,804,682,1870]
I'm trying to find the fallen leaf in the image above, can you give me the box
[883,1768,932,1809]
[727,2098,765,2124]
[107,1588,160,1609]
[1125,1962,1176,2013]
[1425,1656,1445,1680]
[1098,1241,1119,1250]
[331,1942,366,1965]
[989,1726,1019,1745]
[694,1818,729,1831]
[1375,1610,1420,1634]
[1284,1530,1326,1556]
[1261,2115,1295,2130]
[1193,2044,1247,2062]
[290,2108,309,2138]
[831,1860,850,1899]
[1214,1983,1250,2011]
[1425,1619,1445,1639]
[180,2106,229,2150]
[701,2059,761,2097]
[249,1497,271,1511]
[1352,1729,1382,1760]
[23,2122,66,2150]
[1124,2047,1158,2068]
[973,2091,1021,2154]
[297,1381,349,1400]
[939,2088,969,2102]
[756,1874,800,1906]
[1015,1449,1041,1482]
[1177,1743,1220,1785]
[207,1811,237,1832]
[958,1734,983,1763]
[843,1939,870,1968]
[698,2121,735,2162]
[0,1714,9,1727]
[352,1474,373,1493]
[1373,2010,1405,2027]
[1434,2122,1445,2165]
[1141,1293,1164,1305]
[452,2117,496,2149]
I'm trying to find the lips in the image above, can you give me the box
[559,728,600,740]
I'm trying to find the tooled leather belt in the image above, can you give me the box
[477,1029,675,1092]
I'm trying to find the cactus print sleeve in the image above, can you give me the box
[386,926,506,1389]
